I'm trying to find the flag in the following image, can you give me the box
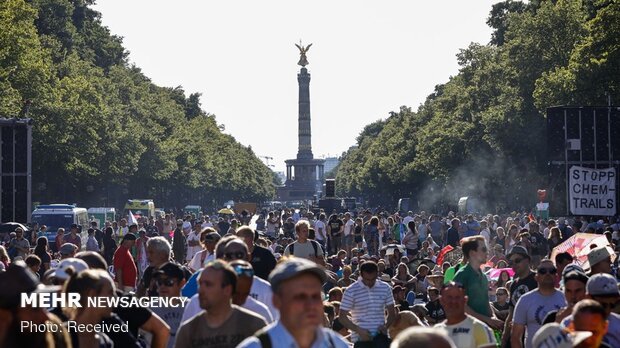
[529,212,537,223]
[436,245,454,265]
[128,210,138,226]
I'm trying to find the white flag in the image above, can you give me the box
[128,210,138,226]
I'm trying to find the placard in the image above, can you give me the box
[569,166,616,216]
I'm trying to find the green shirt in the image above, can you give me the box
[453,263,490,317]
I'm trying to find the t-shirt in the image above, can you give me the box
[283,240,324,260]
[447,227,460,248]
[453,263,490,317]
[151,301,186,348]
[513,289,567,348]
[435,315,496,348]
[250,245,277,281]
[174,306,267,348]
[343,219,355,236]
[314,220,326,241]
[113,245,137,287]
[340,279,394,342]
[429,220,443,241]
[329,219,344,237]
[185,231,201,262]
[426,300,446,323]
[509,272,537,308]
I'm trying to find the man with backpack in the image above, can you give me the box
[283,221,325,266]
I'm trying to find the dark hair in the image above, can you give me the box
[34,236,48,255]
[370,217,379,226]
[572,299,606,320]
[104,227,114,238]
[555,252,573,265]
[360,261,378,274]
[204,260,237,293]
[461,236,484,258]
[75,251,108,270]
[25,254,41,267]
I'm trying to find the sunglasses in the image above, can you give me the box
[509,257,524,266]
[224,251,246,260]
[537,267,557,275]
[233,265,255,278]
[156,278,177,287]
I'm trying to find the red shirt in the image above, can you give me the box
[113,245,137,287]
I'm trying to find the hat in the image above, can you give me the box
[70,223,78,229]
[586,273,620,297]
[563,269,588,285]
[182,221,191,230]
[562,263,585,277]
[154,262,185,280]
[122,233,137,241]
[584,245,614,272]
[507,245,530,260]
[0,264,60,308]
[532,323,591,348]
[269,258,326,292]
[49,258,89,281]
[176,219,184,225]
[59,243,78,255]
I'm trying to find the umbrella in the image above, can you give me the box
[218,208,235,215]
[0,222,29,234]
[381,243,405,255]
[550,233,614,268]
[486,267,515,281]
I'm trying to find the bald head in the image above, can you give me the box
[390,327,456,348]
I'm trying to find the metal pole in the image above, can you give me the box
[564,109,570,216]
[27,121,32,223]
[594,109,597,169]
[579,110,583,165]
[12,125,16,221]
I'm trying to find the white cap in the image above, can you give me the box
[533,323,591,348]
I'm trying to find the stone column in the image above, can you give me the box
[297,68,313,159]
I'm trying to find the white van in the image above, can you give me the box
[31,204,89,249]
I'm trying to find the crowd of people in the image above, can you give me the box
[0,207,619,348]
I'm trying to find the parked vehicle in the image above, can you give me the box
[87,207,116,227]
[124,199,155,219]
[31,204,89,247]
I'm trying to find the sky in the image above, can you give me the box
[93,0,500,172]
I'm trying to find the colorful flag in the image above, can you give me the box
[436,245,454,265]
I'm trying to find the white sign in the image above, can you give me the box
[569,166,616,216]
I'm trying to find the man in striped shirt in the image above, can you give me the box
[339,261,396,347]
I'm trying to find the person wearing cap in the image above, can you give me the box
[145,262,187,348]
[435,281,497,348]
[512,259,567,348]
[453,236,503,330]
[533,322,592,348]
[175,260,267,348]
[543,265,589,324]
[586,245,614,276]
[339,261,396,347]
[502,244,537,346]
[113,232,138,292]
[60,242,78,259]
[237,226,277,281]
[561,273,620,347]
[238,258,348,348]
[229,259,274,323]
[0,264,72,348]
[187,228,220,272]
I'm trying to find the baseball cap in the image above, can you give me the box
[532,323,591,348]
[507,245,530,260]
[563,269,588,285]
[59,243,78,256]
[182,221,191,230]
[0,264,61,309]
[154,262,185,280]
[586,273,620,297]
[269,258,326,292]
[584,245,614,272]
[49,258,89,281]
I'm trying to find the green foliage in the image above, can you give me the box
[1,0,274,208]
[336,0,610,212]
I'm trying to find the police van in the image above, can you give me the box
[31,204,89,249]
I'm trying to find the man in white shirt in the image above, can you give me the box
[343,212,355,257]
[185,222,202,263]
[314,213,327,249]
[229,259,274,323]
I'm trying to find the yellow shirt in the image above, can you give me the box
[435,315,496,348]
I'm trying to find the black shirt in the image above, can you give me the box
[446,227,459,248]
[329,219,344,237]
[425,299,446,323]
[251,244,277,280]
[509,271,537,307]
[101,313,142,348]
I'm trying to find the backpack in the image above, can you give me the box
[288,240,320,257]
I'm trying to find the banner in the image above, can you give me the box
[569,166,616,216]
